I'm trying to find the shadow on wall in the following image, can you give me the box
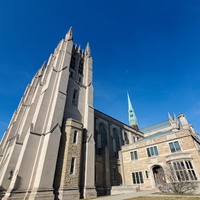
[13,175,22,191]
[53,122,67,200]
[0,185,6,199]
[95,148,123,197]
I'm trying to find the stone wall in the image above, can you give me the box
[121,129,200,191]
[54,119,83,200]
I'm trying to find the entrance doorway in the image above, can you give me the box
[152,165,166,185]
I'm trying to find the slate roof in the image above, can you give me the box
[139,130,173,142]
[140,120,170,134]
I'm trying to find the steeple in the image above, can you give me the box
[65,27,73,41]
[127,92,139,130]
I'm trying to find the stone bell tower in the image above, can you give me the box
[0,27,97,200]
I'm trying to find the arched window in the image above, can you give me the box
[96,124,108,155]
[99,124,107,148]
[78,58,84,75]
[113,128,121,158]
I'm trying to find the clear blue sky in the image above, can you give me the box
[0,0,200,139]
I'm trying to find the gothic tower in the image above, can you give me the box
[0,28,97,200]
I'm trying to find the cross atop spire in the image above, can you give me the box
[127,92,139,130]
[65,27,73,41]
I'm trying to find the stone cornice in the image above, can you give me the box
[166,152,192,162]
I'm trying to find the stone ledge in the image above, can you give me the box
[111,185,140,195]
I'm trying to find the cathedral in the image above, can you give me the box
[0,28,200,200]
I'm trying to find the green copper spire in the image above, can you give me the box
[127,92,139,130]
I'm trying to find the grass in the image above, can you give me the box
[126,197,200,200]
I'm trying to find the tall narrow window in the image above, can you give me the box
[72,89,78,105]
[70,70,74,79]
[99,125,107,148]
[70,55,76,69]
[78,76,82,83]
[113,129,121,158]
[113,166,117,182]
[73,130,78,143]
[145,170,149,178]
[78,58,84,74]
[97,124,107,155]
[70,157,76,174]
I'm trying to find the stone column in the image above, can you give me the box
[82,44,97,199]
[83,129,96,199]
[118,150,125,185]
[128,132,134,144]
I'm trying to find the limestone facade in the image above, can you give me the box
[0,28,200,200]
[0,28,97,200]
[121,128,200,191]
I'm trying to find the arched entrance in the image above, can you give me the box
[152,165,166,185]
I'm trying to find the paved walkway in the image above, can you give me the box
[91,190,200,200]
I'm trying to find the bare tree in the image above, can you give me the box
[158,166,198,194]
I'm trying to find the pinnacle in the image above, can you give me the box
[85,42,91,57]
[65,27,73,41]
[168,112,173,121]
[42,61,46,68]
[78,45,81,52]
[173,112,176,118]
[173,113,178,121]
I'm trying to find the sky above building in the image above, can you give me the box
[0,0,200,139]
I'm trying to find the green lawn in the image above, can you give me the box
[126,197,200,200]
